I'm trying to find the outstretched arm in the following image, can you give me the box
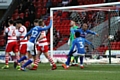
[39,19,52,31]
[24,29,32,39]
[86,30,99,37]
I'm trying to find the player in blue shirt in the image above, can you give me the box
[62,31,94,69]
[74,23,99,38]
[71,23,98,66]
[16,18,55,71]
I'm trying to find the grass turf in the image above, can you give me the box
[0,63,120,80]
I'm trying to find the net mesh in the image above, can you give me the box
[49,5,120,64]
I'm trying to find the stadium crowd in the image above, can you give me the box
[0,0,119,49]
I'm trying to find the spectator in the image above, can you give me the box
[46,0,53,13]
[28,3,35,12]
[17,16,25,24]
[28,11,35,26]
[62,0,70,6]
[5,16,11,27]
[57,30,60,39]
[85,45,89,53]
[114,30,120,41]
[68,0,79,6]
[18,3,25,13]
[24,11,29,22]
[25,0,31,9]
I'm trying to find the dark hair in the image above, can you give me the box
[16,20,23,24]
[38,19,43,26]
[34,19,39,23]
[8,19,14,24]
[82,23,88,27]
[75,31,80,38]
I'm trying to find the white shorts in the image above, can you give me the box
[73,52,85,57]
[27,41,37,56]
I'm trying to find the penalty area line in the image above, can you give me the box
[55,70,120,73]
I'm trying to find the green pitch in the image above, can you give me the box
[0,63,120,80]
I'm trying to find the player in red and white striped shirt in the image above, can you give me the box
[2,20,20,69]
[16,20,27,57]
[30,19,57,70]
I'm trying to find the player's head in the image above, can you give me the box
[16,20,23,28]
[8,19,14,26]
[75,31,80,38]
[34,19,39,26]
[82,23,88,31]
[38,19,45,27]
[70,20,76,26]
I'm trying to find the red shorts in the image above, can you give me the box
[37,45,48,53]
[6,41,19,53]
[19,44,27,54]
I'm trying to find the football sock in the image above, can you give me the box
[47,56,55,65]
[22,59,32,68]
[18,56,27,63]
[75,56,78,63]
[5,54,9,65]
[71,56,74,62]
[66,56,71,66]
[80,56,83,65]
[34,59,39,66]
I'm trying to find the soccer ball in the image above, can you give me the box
[108,35,114,40]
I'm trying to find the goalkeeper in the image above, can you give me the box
[69,20,78,66]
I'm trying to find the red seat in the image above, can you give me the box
[24,21,30,28]
[36,12,42,18]
[19,13,24,18]
[37,4,42,8]
[14,9,18,13]
[42,8,47,15]
[43,0,48,3]
[0,39,5,46]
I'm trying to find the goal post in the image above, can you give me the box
[50,2,120,64]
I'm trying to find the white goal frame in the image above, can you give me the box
[50,2,120,58]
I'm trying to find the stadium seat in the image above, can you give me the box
[37,4,42,8]
[42,8,47,15]
[14,9,18,13]
[24,21,30,28]
[36,12,42,18]
[43,0,48,3]
[19,13,24,18]
[0,39,5,46]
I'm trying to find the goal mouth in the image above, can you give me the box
[49,2,120,64]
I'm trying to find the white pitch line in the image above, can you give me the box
[55,70,120,73]
[56,64,120,66]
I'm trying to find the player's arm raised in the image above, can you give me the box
[86,30,99,37]
[39,17,52,31]
[24,28,32,39]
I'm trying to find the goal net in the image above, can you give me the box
[48,2,120,64]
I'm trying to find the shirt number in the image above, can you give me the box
[79,42,84,48]
[12,30,16,36]
[31,30,38,37]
